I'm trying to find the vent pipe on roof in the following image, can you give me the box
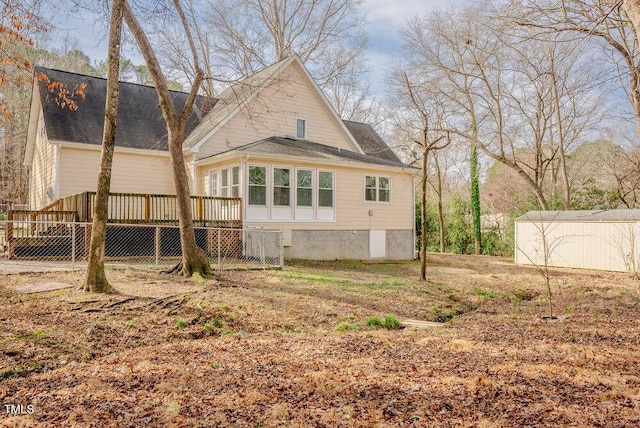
[284,134,297,140]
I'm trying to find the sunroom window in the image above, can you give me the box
[248,166,267,205]
[318,171,334,207]
[296,169,313,207]
[273,168,291,206]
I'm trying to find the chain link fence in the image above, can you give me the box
[0,220,283,271]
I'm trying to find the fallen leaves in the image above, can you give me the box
[0,255,639,426]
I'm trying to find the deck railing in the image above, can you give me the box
[50,191,242,226]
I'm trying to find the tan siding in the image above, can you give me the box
[29,112,57,209]
[196,158,414,230]
[196,62,356,157]
[58,146,175,197]
[263,166,413,230]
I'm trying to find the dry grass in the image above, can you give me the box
[0,253,639,427]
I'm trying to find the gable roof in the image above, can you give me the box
[185,55,365,155]
[516,210,640,222]
[199,136,407,169]
[26,63,402,168]
[342,120,402,164]
[33,67,213,151]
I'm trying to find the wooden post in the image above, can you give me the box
[145,194,150,221]
[197,196,203,223]
[155,225,160,267]
[6,211,13,258]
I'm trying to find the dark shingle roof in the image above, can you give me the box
[516,210,640,222]
[342,120,401,164]
[211,136,406,168]
[36,67,214,151]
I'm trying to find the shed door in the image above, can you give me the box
[370,230,386,258]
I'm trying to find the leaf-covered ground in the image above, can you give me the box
[1,254,639,427]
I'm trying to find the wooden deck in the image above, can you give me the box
[5,192,243,259]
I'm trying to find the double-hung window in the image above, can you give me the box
[220,168,229,197]
[365,175,390,202]
[273,168,291,206]
[318,171,334,207]
[296,169,313,207]
[209,170,218,196]
[248,166,267,205]
[231,166,240,197]
[296,119,306,138]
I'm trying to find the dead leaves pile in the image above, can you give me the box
[1,257,639,427]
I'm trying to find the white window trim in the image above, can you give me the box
[247,164,269,207]
[296,118,306,139]
[230,164,240,197]
[209,169,218,196]
[295,168,314,208]
[364,175,392,204]
[317,170,336,209]
[272,166,292,207]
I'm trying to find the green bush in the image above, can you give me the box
[366,316,383,327]
[334,322,358,332]
[383,315,400,330]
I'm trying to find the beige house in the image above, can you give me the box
[25,56,416,260]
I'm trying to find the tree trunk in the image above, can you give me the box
[622,1,640,136]
[470,144,481,255]
[82,0,124,293]
[420,148,429,281]
[433,152,445,253]
[167,130,212,277]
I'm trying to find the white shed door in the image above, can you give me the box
[370,230,386,258]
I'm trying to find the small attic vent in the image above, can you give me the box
[284,134,297,140]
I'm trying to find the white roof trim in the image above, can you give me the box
[194,150,410,174]
[23,81,42,166]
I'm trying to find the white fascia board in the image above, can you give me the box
[231,152,413,175]
[23,83,42,166]
[57,141,170,157]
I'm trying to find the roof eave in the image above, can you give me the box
[195,148,412,173]
[23,81,42,166]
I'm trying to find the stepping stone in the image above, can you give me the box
[14,282,74,294]
[401,319,446,329]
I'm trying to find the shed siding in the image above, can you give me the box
[515,220,640,272]
[29,112,57,209]
[195,62,356,158]
[58,146,175,198]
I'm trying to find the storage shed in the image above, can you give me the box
[514,210,640,273]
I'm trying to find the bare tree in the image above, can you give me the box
[82,0,125,293]
[391,71,451,280]
[515,0,640,136]
[123,0,211,277]
[400,6,604,211]
[152,0,370,118]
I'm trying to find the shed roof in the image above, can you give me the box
[35,67,213,151]
[516,210,640,222]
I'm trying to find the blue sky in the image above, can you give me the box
[52,0,467,86]
[360,0,468,91]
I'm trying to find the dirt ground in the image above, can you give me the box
[0,254,639,427]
